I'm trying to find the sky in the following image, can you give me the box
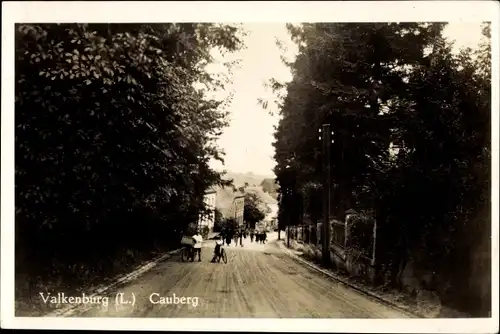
[208,22,486,177]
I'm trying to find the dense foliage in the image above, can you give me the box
[268,23,491,316]
[15,23,244,285]
[213,208,224,232]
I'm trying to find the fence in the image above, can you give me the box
[287,212,376,266]
[331,219,346,248]
[345,213,376,265]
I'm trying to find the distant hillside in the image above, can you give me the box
[244,186,277,205]
[221,171,274,188]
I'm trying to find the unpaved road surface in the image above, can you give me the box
[69,234,409,318]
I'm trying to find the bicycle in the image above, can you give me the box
[181,246,195,262]
[211,242,228,263]
[216,246,228,264]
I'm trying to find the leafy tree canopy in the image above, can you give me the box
[16,23,246,252]
[265,22,491,314]
[244,192,267,229]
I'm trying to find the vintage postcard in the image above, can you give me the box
[1,1,498,333]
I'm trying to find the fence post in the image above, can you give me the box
[344,214,349,249]
[287,225,290,248]
[371,218,377,267]
[318,221,322,247]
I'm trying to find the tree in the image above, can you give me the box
[15,23,246,281]
[266,22,491,315]
[213,208,224,232]
[270,21,447,261]
[243,193,266,229]
[270,23,447,220]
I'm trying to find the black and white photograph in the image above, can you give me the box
[1,1,498,332]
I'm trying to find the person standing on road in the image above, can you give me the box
[250,230,254,242]
[233,230,239,246]
[239,229,244,247]
[192,230,203,261]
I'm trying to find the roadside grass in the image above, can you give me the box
[15,244,178,316]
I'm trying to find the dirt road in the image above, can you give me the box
[70,235,409,318]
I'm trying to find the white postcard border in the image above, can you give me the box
[1,1,498,333]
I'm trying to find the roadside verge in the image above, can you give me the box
[276,240,420,318]
[45,241,209,317]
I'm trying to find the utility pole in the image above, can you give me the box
[282,165,292,248]
[278,195,282,240]
[287,186,291,248]
[319,124,332,265]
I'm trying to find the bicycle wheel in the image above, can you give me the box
[217,250,222,263]
[221,249,228,264]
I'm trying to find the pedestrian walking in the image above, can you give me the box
[250,231,254,242]
[239,229,244,247]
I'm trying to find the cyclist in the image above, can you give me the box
[211,236,224,262]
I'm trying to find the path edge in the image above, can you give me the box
[276,240,420,318]
[45,242,209,317]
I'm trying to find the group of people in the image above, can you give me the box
[219,228,268,246]
[251,231,267,244]
[181,226,269,263]
[220,228,246,247]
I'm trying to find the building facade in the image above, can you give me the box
[198,188,217,232]
[233,195,245,227]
